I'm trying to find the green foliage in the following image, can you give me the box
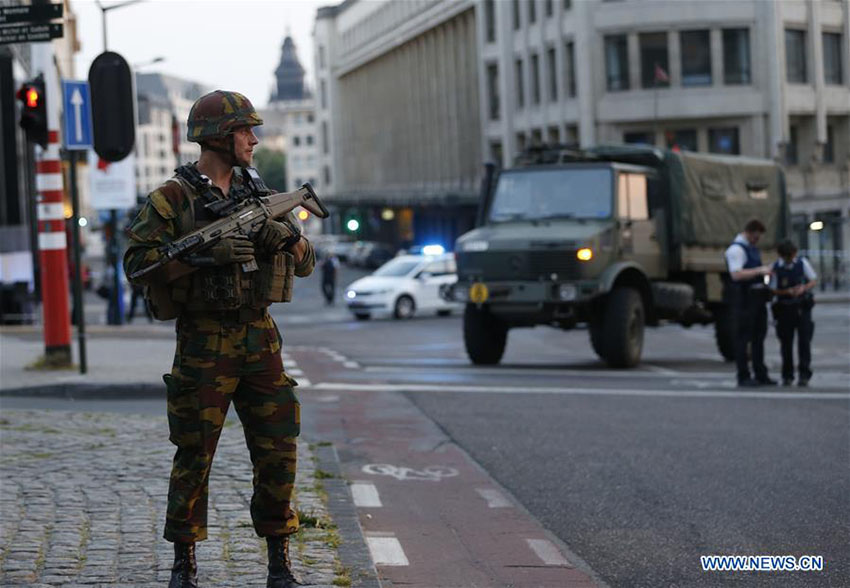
[253,147,287,192]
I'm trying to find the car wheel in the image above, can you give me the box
[393,295,416,319]
[354,312,371,321]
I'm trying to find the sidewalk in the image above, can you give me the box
[0,408,361,587]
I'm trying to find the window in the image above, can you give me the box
[531,128,543,145]
[546,47,558,101]
[306,135,314,146]
[323,165,331,185]
[605,35,629,91]
[708,127,740,155]
[618,173,649,221]
[547,126,560,144]
[624,131,654,146]
[322,121,329,154]
[307,114,314,123]
[320,80,328,109]
[681,30,711,86]
[487,63,500,120]
[513,0,521,30]
[293,136,301,147]
[515,58,525,108]
[723,28,750,84]
[823,33,843,85]
[786,125,798,165]
[485,0,496,43]
[318,45,326,69]
[666,129,697,152]
[529,0,536,24]
[823,125,834,164]
[531,53,541,104]
[565,41,576,97]
[640,32,669,88]
[516,132,527,152]
[490,141,503,165]
[563,0,571,8]
[545,0,553,18]
[785,29,807,83]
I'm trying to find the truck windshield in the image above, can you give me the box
[488,168,613,223]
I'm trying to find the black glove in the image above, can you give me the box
[209,236,255,265]
[257,220,299,252]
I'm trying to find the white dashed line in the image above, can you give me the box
[343,361,361,369]
[288,368,304,376]
[476,488,512,508]
[351,481,382,507]
[297,379,312,387]
[365,533,409,566]
[526,538,571,566]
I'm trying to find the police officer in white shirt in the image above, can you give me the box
[770,239,817,386]
[724,219,776,387]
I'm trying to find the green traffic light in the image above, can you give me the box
[346,219,360,232]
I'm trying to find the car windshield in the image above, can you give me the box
[488,167,613,223]
[372,258,421,277]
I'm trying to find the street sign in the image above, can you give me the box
[0,3,63,25]
[0,23,63,45]
[62,80,93,150]
[88,150,136,210]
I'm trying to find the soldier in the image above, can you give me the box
[124,90,314,588]
[724,219,777,387]
[770,239,817,386]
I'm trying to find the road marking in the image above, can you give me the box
[365,534,409,566]
[307,381,850,400]
[351,482,382,507]
[526,539,571,566]
[288,368,304,376]
[362,463,460,482]
[644,364,678,375]
[476,488,512,508]
[362,365,734,379]
[343,360,361,369]
[298,378,312,387]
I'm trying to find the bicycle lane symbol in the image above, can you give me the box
[361,463,460,482]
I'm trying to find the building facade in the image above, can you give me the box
[315,0,849,286]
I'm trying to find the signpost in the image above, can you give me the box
[0,3,63,25]
[0,23,63,44]
[0,4,64,46]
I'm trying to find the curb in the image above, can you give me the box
[312,442,381,588]
[0,383,164,399]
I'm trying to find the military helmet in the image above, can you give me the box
[186,90,263,143]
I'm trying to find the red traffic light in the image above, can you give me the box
[16,75,48,148]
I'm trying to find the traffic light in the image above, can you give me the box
[88,51,135,162]
[16,74,48,148]
[345,210,361,233]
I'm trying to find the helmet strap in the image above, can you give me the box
[202,136,237,166]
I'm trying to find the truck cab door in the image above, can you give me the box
[617,172,665,278]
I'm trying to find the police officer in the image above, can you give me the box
[124,90,314,588]
[724,219,777,387]
[770,239,817,386]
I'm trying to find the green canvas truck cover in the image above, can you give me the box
[666,151,787,249]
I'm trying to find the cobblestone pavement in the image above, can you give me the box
[0,409,348,587]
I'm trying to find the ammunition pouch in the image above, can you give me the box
[254,251,295,305]
[144,274,192,321]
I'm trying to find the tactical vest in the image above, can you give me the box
[145,166,295,320]
[774,259,807,301]
[729,240,763,288]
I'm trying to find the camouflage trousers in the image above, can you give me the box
[163,311,300,543]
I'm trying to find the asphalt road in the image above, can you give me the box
[8,266,849,587]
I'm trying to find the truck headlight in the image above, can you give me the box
[576,247,593,261]
[558,284,577,301]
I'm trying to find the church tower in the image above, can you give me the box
[271,35,308,102]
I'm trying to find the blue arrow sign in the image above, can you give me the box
[62,80,92,150]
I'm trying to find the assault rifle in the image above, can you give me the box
[128,183,329,281]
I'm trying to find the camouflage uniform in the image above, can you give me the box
[124,164,314,543]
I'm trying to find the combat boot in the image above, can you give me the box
[169,541,198,588]
[267,536,301,588]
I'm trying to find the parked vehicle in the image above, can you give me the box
[444,145,789,367]
[346,253,460,320]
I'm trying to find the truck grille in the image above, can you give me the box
[458,251,579,281]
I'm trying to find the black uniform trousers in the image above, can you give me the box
[774,302,814,381]
[733,289,769,382]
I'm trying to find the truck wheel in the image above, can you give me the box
[464,304,507,365]
[713,307,736,362]
[601,287,644,368]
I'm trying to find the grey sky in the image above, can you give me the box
[72,0,327,108]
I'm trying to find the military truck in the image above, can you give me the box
[444,145,789,367]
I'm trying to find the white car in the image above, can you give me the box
[345,253,460,320]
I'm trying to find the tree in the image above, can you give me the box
[252,148,287,191]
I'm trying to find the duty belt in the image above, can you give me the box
[182,307,267,324]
